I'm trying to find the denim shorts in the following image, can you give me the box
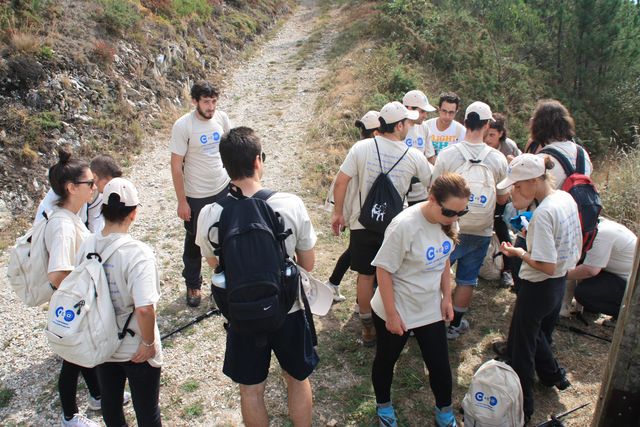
[450,234,491,286]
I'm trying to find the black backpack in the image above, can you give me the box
[540,145,602,256]
[358,138,409,234]
[209,187,300,338]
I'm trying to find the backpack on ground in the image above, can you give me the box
[462,359,525,427]
[358,138,409,234]
[540,145,601,255]
[45,235,135,368]
[7,211,65,307]
[454,144,497,232]
[209,187,300,338]
[479,233,504,281]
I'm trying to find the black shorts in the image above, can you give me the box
[349,229,384,275]
[222,310,319,385]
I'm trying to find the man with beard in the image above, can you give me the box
[170,81,232,307]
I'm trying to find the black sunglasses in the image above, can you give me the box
[75,179,95,187]
[260,152,266,163]
[440,204,469,218]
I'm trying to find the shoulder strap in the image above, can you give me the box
[540,146,574,176]
[374,137,410,175]
[253,189,276,201]
[575,145,586,174]
[373,137,383,173]
[86,235,134,264]
[387,147,410,175]
[476,144,493,163]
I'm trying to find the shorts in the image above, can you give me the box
[222,310,319,385]
[349,229,384,275]
[449,234,491,286]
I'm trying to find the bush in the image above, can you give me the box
[97,0,141,35]
[172,0,213,21]
[9,31,40,54]
[599,146,640,235]
[92,40,117,66]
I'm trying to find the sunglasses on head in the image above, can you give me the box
[440,203,469,218]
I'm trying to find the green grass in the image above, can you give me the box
[180,378,200,393]
[182,401,203,418]
[0,385,15,409]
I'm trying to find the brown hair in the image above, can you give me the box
[429,173,471,243]
[48,147,90,207]
[529,99,575,147]
[541,155,557,187]
[489,112,507,143]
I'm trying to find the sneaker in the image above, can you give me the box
[186,288,201,307]
[61,413,99,427]
[327,282,346,302]
[540,367,571,390]
[87,391,131,411]
[377,405,398,427]
[434,405,457,427]
[446,318,469,340]
[559,301,572,318]
[499,271,514,288]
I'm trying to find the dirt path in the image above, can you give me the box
[0,1,341,425]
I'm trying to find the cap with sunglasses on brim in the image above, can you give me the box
[403,90,436,112]
[465,101,496,122]
[355,110,380,130]
[380,101,419,123]
[102,177,140,207]
[496,154,546,189]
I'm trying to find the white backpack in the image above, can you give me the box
[6,210,67,307]
[45,235,134,368]
[462,359,525,427]
[479,233,504,281]
[454,144,497,233]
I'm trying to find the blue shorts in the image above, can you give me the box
[450,234,491,287]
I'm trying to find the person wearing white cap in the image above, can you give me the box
[425,92,466,156]
[75,177,163,427]
[403,90,436,206]
[195,127,321,427]
[497,153,581,423]
[332,101,433,347]
[432,101,510,340]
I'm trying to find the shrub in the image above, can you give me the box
[96,0,141,35]
[92,40,117,66]
[38,45,54,59]
[172,0,213,21]
[9,31,40,54]
[599,146,640,235]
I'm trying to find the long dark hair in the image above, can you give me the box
[429,173,471,243]
[48,147,89,207]
[529,99,575,147]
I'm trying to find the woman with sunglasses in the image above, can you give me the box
[370,173,470,427]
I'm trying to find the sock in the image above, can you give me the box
[377,401,393,409]
[359,311,372,320]
[451,306,467,328]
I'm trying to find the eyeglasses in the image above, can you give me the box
[440,203,469,218]
[75,179,95,187]
[439,109,457,116]
[261,152,266,163]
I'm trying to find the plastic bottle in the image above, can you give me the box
[211,271,226,289]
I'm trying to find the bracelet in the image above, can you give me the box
[141,340,155,347]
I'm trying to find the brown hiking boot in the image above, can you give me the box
[186,288,202,307]
[361,317,376,347]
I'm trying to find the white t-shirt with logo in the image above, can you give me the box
[426,118,466,156]
[44,207,90,274]
[169,110,232,198]
[583,218,637,281]
[404,123,435,202]
[339,136,433,230]
[534,141,593,189]
[371,205,455,329]
[431,141,509,236]
[519,190,582,282]
[76,233,163,367]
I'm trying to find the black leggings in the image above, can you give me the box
[59,360,101,418]
[328,248,351,286]
[371,312,452,407]
[494,203,512,271]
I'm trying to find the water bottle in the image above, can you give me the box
[211,271,226,289]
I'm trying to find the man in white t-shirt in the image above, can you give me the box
[432,101,510,339]
[426,92,466,156]
[169,81,232,307]
[566,218,637,318]
[332,101,432,346]
[403,90,436,205]
[194,127,318,427]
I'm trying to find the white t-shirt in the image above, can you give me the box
[499,138,521,158]
[86,193,104,233]
[76,233,163,367]
[583,218,637,281]
[196,191,318,312]
[169,110,232,198]
[35,188,88,227]
[431,141,509,236]
[426,118,466,156]
[534,141,593,189]
[339,136,433,230]
[371,205,454,329]
[519,190,582,282]
[44,207,90,274]
[405,123,435,202]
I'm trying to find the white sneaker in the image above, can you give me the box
[61,413,99,427]
[559,302,572,318]
[327,282,346,302]
[446,318,469,340]
[87,391,131,411]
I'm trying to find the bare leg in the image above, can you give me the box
[357,273,375,314]
[284,373,312,427]
[239,382,268,427]
[453,285,473,309]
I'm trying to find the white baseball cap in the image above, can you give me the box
[497,154,546,189]
[102,177,140,207]
[355,110,381,130]
[403,90,436,112]
[380,101,419,123]
[298,267,333,316]
[465,101,496,122]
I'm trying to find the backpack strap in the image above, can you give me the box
[575,145,586,174]
[456,143,492,164]
[373,137,410,175]
[540,146,575,176]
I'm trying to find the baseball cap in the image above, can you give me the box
[465,101,496,122]
[102,177,140,207]
[403,90,436,112]
[380,101,419,123]
[299,267,333,316]
[355,110,381,130]
[496,154,546,189]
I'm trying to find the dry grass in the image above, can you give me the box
[9,31,40,54]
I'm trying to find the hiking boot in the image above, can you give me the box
[61,413,99,427]
[446,318,469,340]
[361,317,376,347]
[327,282,346,302]
[540,367,571,390]
[186,288,201,307]
[492,340,508,358]
[377,405,398,427]
[434,405,457,427]
[499,271,514,288]
[87,391,131,411]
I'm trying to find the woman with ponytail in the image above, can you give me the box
[369,173,470,427]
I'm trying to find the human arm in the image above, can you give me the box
[295,248,315,272]
[131,304,157,363]
[567,264,601,281]
[376,267,406,335]
[48,271,70,289]
[500,242,556,276]
[170,153,190,221]
[331,171,352,236]
[440,259,454,322]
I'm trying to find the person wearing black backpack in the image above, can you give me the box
[195,127,319,427]
[332,101,433,347]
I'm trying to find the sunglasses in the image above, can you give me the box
[260,152,266,163]
[440,204,469,218]
[75,179,95,187]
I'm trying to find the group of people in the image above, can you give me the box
[25,79,637,427]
